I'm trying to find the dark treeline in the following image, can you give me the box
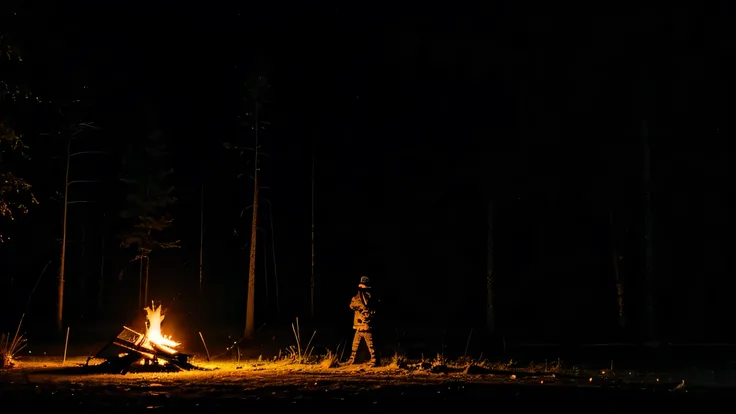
[1,4,735,345]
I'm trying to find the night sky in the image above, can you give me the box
[2,2,736,344]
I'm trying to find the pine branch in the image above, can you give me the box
[0,124,37,243]
[118,129,179,259]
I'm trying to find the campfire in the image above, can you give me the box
[142,303,180,355]
[93,302,197,374]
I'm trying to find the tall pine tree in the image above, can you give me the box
[119,130,179,308]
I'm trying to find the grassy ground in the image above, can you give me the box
[4,321,736,411]
[2,353,734,411]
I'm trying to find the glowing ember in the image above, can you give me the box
[142,302,180,355]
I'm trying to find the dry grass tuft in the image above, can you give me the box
[1,332,27,369]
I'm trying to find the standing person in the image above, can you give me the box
[348,276,378,366]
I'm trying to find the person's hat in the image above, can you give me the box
[359,276,371,287]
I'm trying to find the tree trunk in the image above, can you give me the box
[245,100,260,340]
[263,227,269,311]
[97,215,105,311]
[486,200,495,333]
[144,227,152,307]
[80,226,86,291]
[57,135,72,334]
[245,170,258,339]
[144,255,151,307]
[310,152,315,318]
[609,209,625,328]
[138,258,144,309]
[642,119,656,339]
[199,183,204,296]
[267,201,281,315]
[98,241,105,311]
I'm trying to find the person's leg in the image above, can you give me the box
[348,330,362,364]
[364,330,377,365]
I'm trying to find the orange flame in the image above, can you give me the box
[143,302,180,355]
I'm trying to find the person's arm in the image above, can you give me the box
[350,294,365,312]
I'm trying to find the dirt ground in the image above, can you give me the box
[1,356,734,412]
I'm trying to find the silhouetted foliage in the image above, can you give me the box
[119,130,179,261]
[0,35,38,243]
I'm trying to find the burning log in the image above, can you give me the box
[93,303,199,374]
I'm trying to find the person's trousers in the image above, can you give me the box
[350,329,376,361]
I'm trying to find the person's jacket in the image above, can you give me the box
[350,289,375,330]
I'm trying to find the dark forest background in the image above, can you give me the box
[1,2,735,346]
